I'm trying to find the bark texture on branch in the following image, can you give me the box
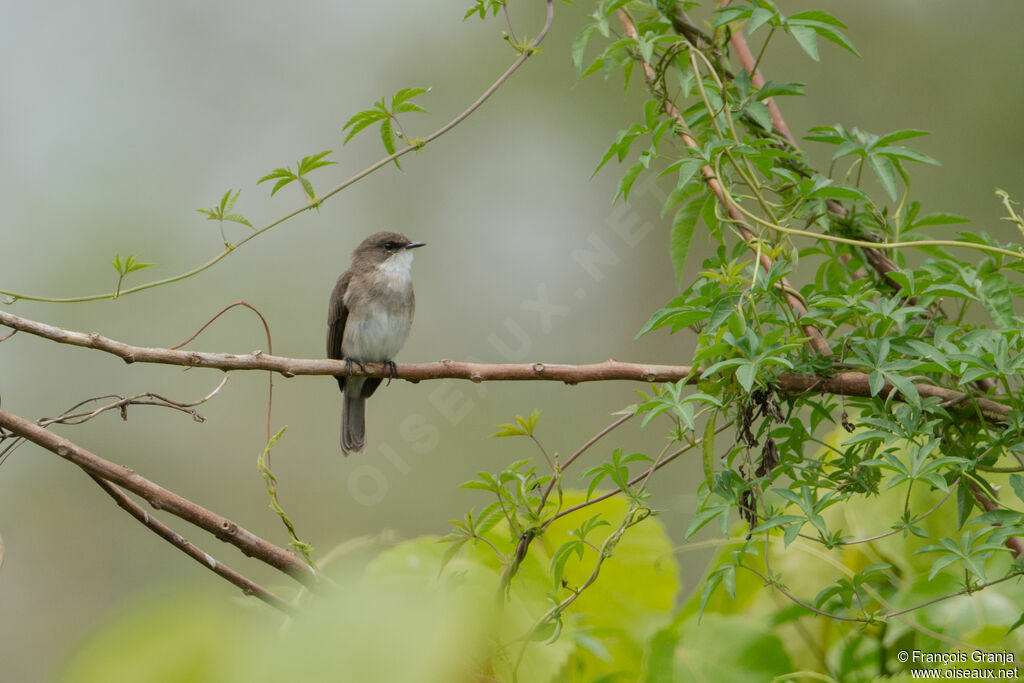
[0,309,1010,423]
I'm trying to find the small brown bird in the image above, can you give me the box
[327,231,425,454]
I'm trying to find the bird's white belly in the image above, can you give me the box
[342,305,412,361]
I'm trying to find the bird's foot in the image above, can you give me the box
[384,359,398,385]
[344,358,368,376]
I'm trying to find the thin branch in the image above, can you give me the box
[551,420,735,523]
[0,1,555,305]
[0,407,316,585]
[0,310,1011,423]
[739,561,1024,624]
[796,479,958,547]
[0,380,227,463]
[39,380,227,427]
[536,411,635,512]
[89,474,297,614]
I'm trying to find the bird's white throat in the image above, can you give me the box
[378,249,414,285]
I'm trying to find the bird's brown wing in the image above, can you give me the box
[327,271,351,392]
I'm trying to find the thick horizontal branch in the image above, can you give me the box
[0,309,1010,423]
[0,407,316,585]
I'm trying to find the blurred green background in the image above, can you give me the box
[1,1,1022,681]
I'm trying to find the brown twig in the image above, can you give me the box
[89,474,297,614]
[0,407,316,585]
[0,310,1011,424]
[0,380,227,463]
[169,301,275,441]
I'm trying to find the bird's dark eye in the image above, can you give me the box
[383,241,398,250]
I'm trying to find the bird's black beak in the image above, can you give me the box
[406,242,426,249]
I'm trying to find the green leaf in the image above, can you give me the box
[788,10,847,28]
[615,162,645,202]
[705,296,737,333]
[868,155,898,201]
[867,370,885,396]
[744,101,772,131]
[299,176,315,200]
[392,87,429,109]
[223,213,254,229]
[380,118,400,169]
[747,8,776,34]
[874,145,940,166]
[878,129,930,144]
[572,23,598,74]
[788,25,819,61]
[342,109,389,143]
[674,615,793,680]
[297,150,336,174]
[978,272,1014,328]
[735,362,757,392]
[702,411,717,490]
[908,211,969,231]
[1010,475,1024,505]
[670,200,702,287]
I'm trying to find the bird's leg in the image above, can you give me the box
[384,359,398,385]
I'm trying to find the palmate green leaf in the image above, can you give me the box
[111,254,156,276]
[491,409,540,438]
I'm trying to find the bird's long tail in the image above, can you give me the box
[341,383,366,454]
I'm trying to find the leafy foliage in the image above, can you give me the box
[49,1,1024,681]
[342,87,431,168]
[111,254,155,298]
[257,150,336,202]
[196,189,253,246]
